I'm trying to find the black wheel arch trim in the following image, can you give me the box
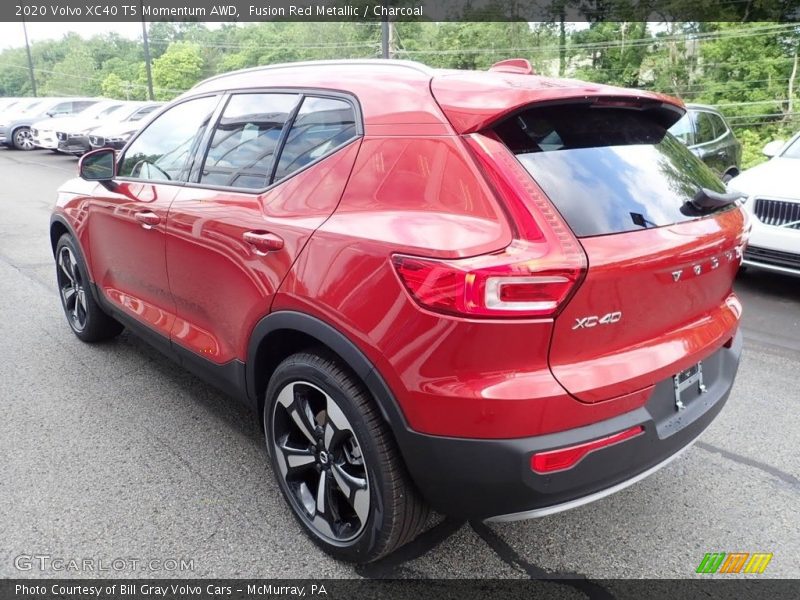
[50,214,79,255]
[246,310,411,433]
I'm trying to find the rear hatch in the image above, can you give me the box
[486,100,747,403]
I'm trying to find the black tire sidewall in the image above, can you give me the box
[263,356,392,562]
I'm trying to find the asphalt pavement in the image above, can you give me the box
[0,149,797,580]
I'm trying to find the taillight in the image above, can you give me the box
[393,243,581,318]
[391,132,587,319]
[530,426,644,474]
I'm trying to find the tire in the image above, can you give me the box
[12,127,35,151]
[722,170,738,184]
[264,350,429,562]
[55,233,123,342]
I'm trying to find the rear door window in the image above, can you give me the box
[493,104,726,238]
[199,93,300,190]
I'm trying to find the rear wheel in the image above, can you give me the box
[55,234,123,342]
[12,127,35,151]
[722,169,739,183]
[264,351,429,562]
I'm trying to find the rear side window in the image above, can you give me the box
[130,105,158,122]
[694,111,718,144]
[493,104,726,237]
[200,93,300,190]
[73,100,96,112]
[273,96,357,182]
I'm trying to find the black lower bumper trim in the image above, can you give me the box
[395,331,742,519]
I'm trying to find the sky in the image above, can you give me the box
[0,21,594,51]
[0,23,146,50]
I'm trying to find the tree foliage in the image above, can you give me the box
[0,21,797,167]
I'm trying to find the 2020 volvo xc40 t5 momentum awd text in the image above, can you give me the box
[51,59,748,562]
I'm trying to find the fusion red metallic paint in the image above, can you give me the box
[52,59,745,562]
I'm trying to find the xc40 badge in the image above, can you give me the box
[573,311,622,330]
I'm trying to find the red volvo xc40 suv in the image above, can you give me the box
[51,59,747,562]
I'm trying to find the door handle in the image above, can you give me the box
[243,230,284,256]
[135,211,161,230]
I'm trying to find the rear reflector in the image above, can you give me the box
[530,426,644,474]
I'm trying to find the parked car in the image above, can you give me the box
[51,59,746,562]
[727,133,800,276]
[0,97,23,113]
[57,101,162,155]
[0,97,100,150]
[32,100,127,151]
[87,102,164,151]
[0,98,47,127]
[669,104,742,181]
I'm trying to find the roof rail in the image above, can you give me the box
[192,59,435,89]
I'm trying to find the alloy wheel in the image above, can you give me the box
[14,128,34,150]
[57,246,88,332]
[272,380,370,544]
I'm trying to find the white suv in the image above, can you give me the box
[728,133,800,276]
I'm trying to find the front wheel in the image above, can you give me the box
[12,127,35,151]
[264,351,429,562]
[55,234,123,342]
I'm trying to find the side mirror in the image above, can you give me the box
[762,140,785,158]
[79,148,116,181]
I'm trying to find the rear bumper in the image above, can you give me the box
[397,330,742,520]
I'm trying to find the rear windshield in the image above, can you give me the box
[493,104,726,237]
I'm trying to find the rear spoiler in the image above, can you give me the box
[431,65,685,134]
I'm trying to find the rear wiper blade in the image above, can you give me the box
[689,188,746,212]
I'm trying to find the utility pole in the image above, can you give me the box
[381,20,390,59]
[22,17,37,97]
[140,0,154,101]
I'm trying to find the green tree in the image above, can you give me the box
[43,46,99,96]
[571,22,651,87]
[148,42,204,100]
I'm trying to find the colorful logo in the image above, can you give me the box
[696,552,773,574]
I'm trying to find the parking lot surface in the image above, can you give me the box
[0,149,798,580]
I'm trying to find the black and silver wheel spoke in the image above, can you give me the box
[272,380,371,543]
[58,250,76,285]
[277,382,319,445]
[57,247,87,332]
[331,462,369,523]
[274,437,316,478]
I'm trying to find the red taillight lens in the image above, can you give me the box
[393,245,582,318]
[530,426,645,474]
[392,132,587,319]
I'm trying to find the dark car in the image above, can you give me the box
[668,104,742,181]
[51,59,746,562]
